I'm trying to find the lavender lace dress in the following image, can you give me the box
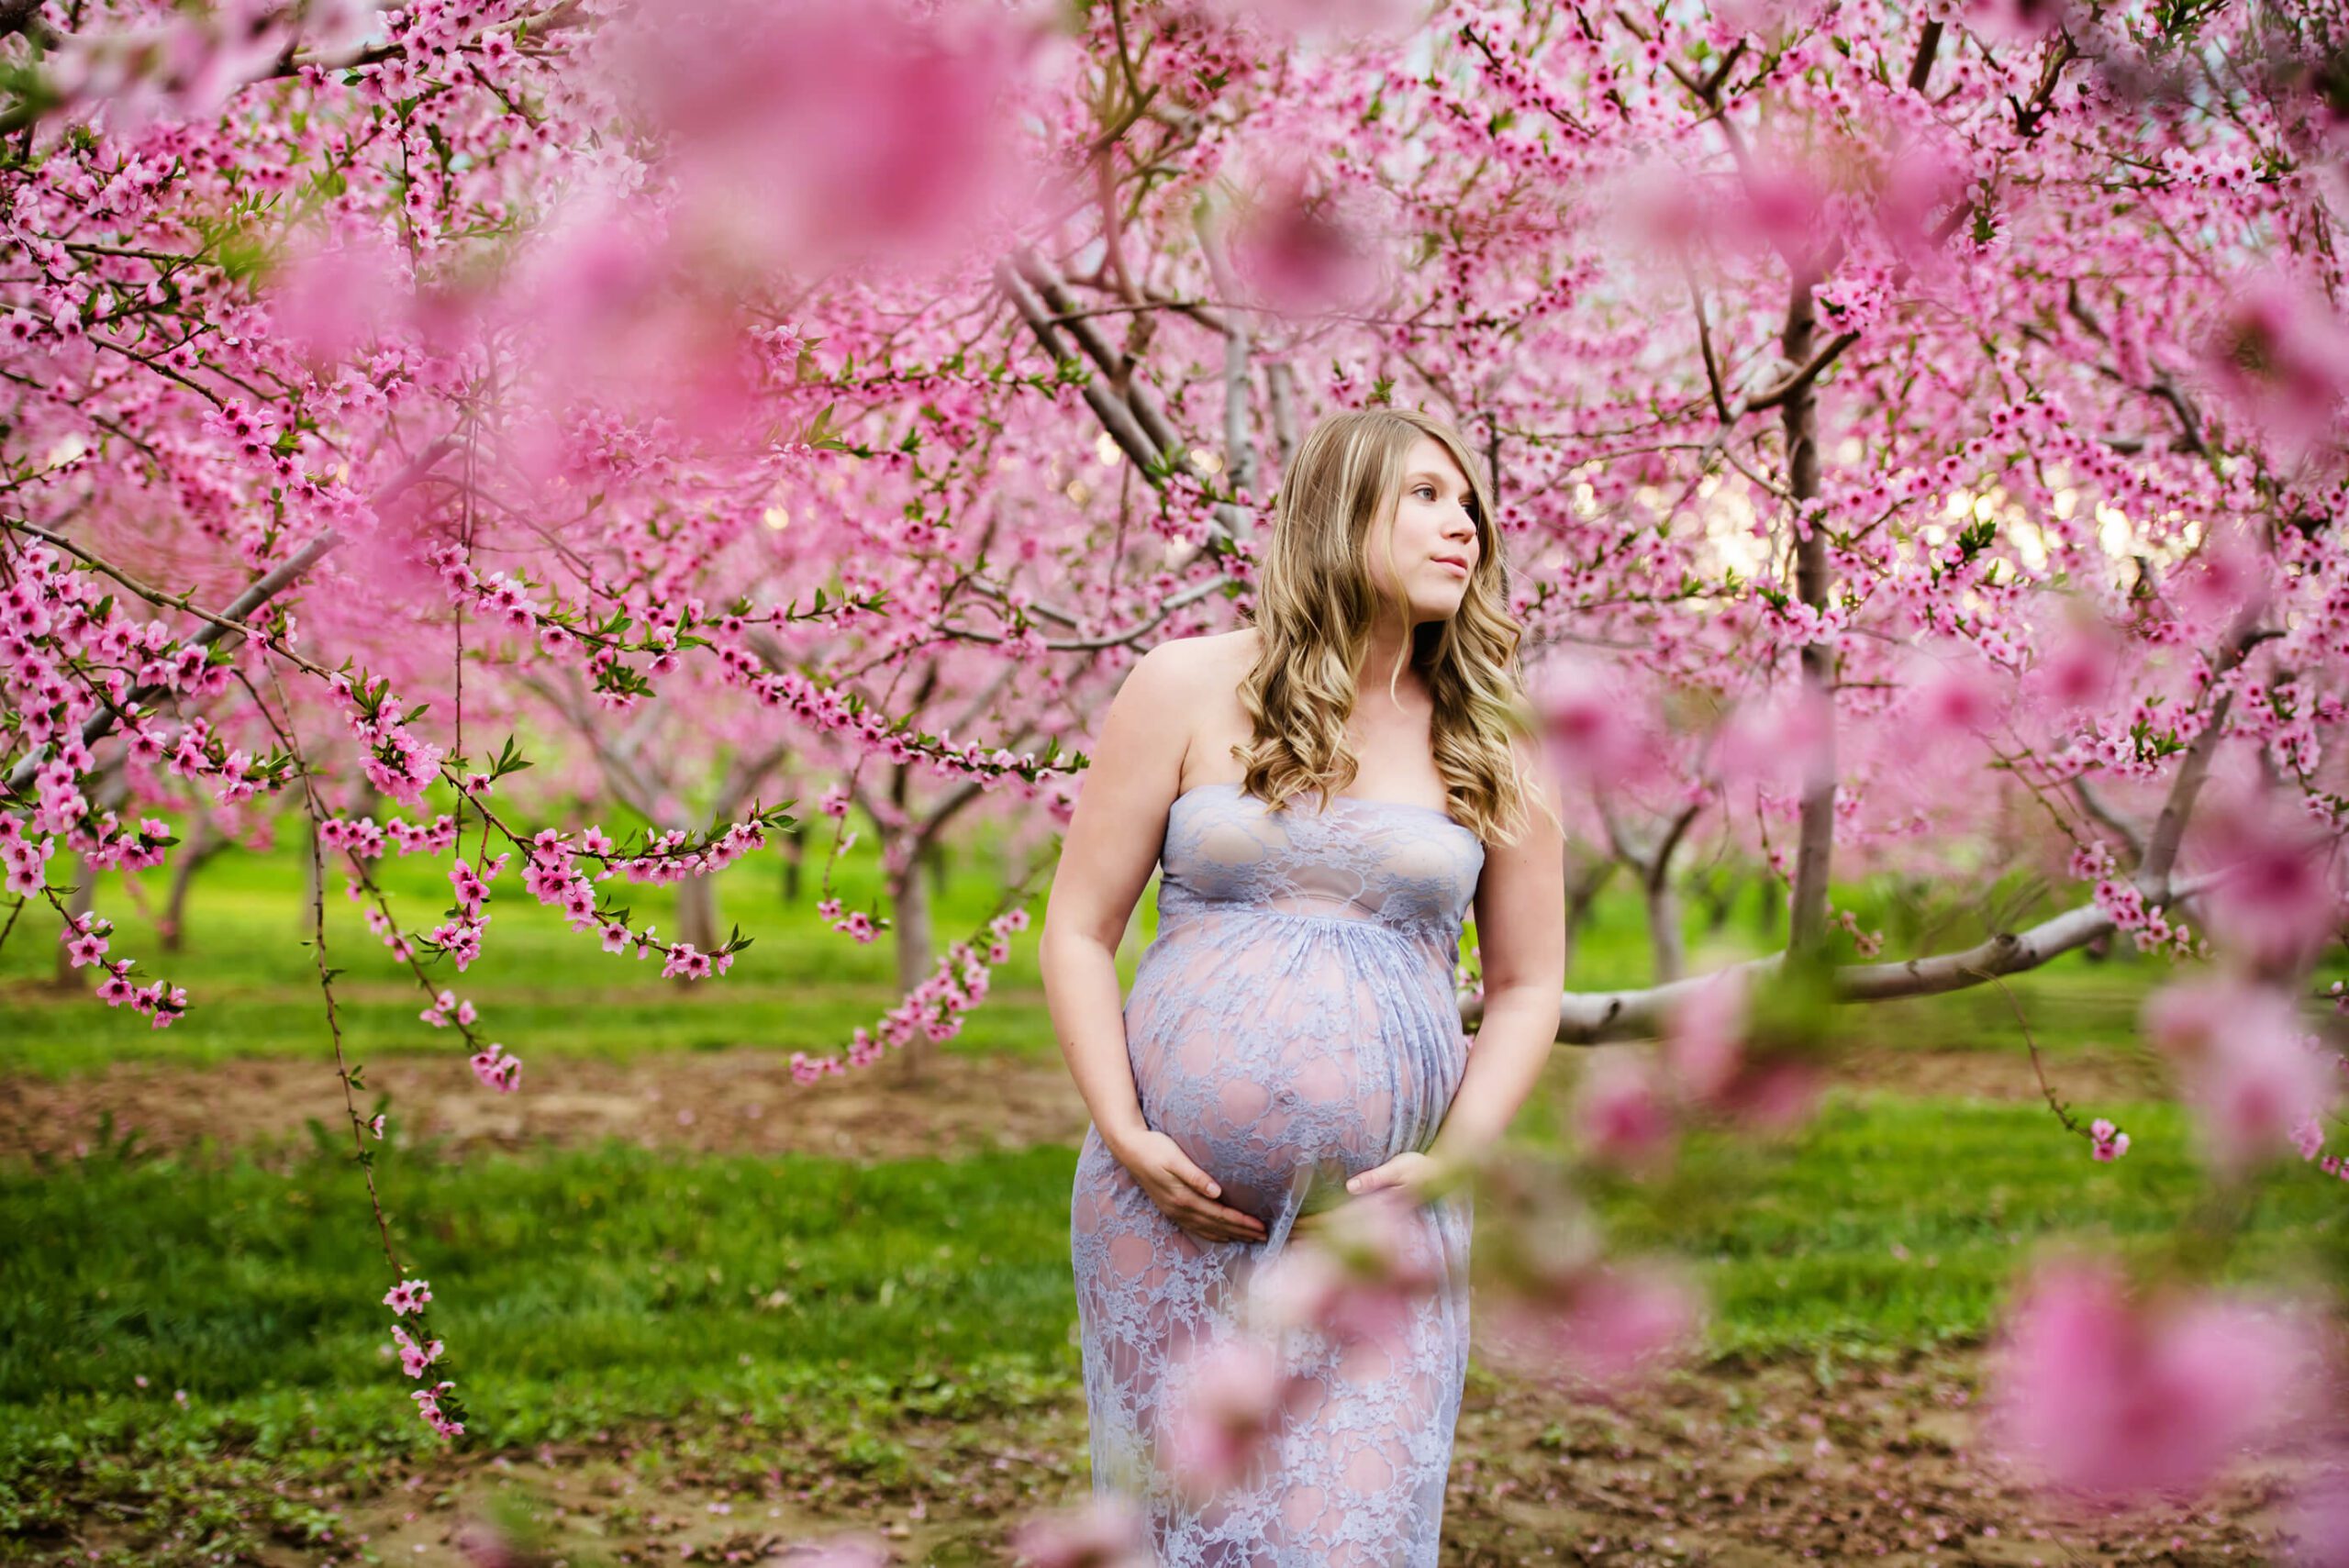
[1069,780,1486,1567]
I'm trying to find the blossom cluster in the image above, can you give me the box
[2067,840,2207,962]
[470,1041,522,1094]
[382,1275,465,1436]
[788,906,1031,1083]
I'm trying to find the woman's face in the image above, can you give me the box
[1366,435,1481,624]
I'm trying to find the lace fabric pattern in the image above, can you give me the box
[1070,781,1487,1566]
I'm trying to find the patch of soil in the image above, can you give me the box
[0,1044,2173,1170]
[1444,1351,2325,1566]
[1833,1042,2171,1106]
[36,1347,2330,1566]
[0,1050,1094,1168]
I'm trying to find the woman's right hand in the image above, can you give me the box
[1110,1128,1269,1245]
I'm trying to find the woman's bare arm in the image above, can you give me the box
[1039,640,1269,1242]
[1040,643,1188,1151]
[1430,736,1569,1170]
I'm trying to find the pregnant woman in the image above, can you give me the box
[1039,406,1567,1565]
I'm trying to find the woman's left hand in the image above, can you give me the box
[1290,1151,1453,1237]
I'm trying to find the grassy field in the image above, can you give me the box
[8,812,2324,1077]
[3,816,2344,1563]
[5,1096,2342,1537]
[8,1096,2341,1445]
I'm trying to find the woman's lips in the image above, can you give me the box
[1432,557,1470,575]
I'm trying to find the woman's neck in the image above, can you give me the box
[1361,623,1419,691]
[1357,634,1433,715]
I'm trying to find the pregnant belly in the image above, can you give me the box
[1125,926,1462,1224]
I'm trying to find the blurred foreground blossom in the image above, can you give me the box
[1191,0,1425,40]
[1709,684,1832,795]
[1987,1255,2327,1502]
[1480,1257,1702,1393]
[770,1534,891,1566]
[2141,976,2337,1178]
[262,223,418,369]
[1154,1335,1302,1500]
[1903,641,2011,747]
[1250,1185,1443,1350]
[452,1518,520,1568]
[1223,162,1394,319]
[1532,654,1660,792]
[1572,1048,1677,1174]
[2188,792,2344,974]
[601,0,1044,277]
[2199,270,2349,462]
[1009,1494,1153,1568]
[1471,1161,1701,1393]
[1966,0,2073,42]
[2284,1457,2349,1567]
[2028,611,2122,714]
[2172,521,2275,626]
[1663,966,1827,1132]
[40,3,294,139]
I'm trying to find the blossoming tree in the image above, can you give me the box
[2,0,2343,1524]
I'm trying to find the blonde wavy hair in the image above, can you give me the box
[1231,406,1554,847]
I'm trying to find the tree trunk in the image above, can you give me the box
[674,873,720,984]
[1560,857,1615,978]
[1694,866,1741,937]
[779,818,805,905]
[1645,877,1687,986]
[161,813,217,953]
[1783,267,1839,957]
[890,845,936,1086]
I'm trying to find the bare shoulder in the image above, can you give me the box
[1130,629,1257,786]
[1129,628,1253,706]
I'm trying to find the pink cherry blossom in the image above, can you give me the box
[1573,1049,1677,1173]
[1480,1257,1703,1394]
[384,1278,433,1317]
[2088,1117,2131,1163]
[1905,642,2010,744]
[2188,792,2344,973]
[1155,1336,1299,1499]
[2142,978,2337,1178]
[469,1042,523,1095]
[1987,1255,2323,1501]
[1008,1495,1153,1568]
[2199,270,2349,460]
[1224,163,1392,319]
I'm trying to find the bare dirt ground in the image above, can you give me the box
[54,1348,2326,1566]
[0,1042,2169,1167]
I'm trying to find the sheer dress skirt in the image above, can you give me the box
[1070,783,1487,1568]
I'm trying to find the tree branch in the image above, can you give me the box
[1908,19,1944,94]
[1486,866,2230,1044]
[2069,774,2146,864]
[2133,614,2276,900]
[1743,329,1862,413]
[2,436,454,795]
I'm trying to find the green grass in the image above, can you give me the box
[9,807,2323,1078]
[1593,1095,2347,1358]
[6,804,2343,1562]
[2,1142,1084,1483]
[0,814,1065,1076]
[3,1095,2339,1496]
